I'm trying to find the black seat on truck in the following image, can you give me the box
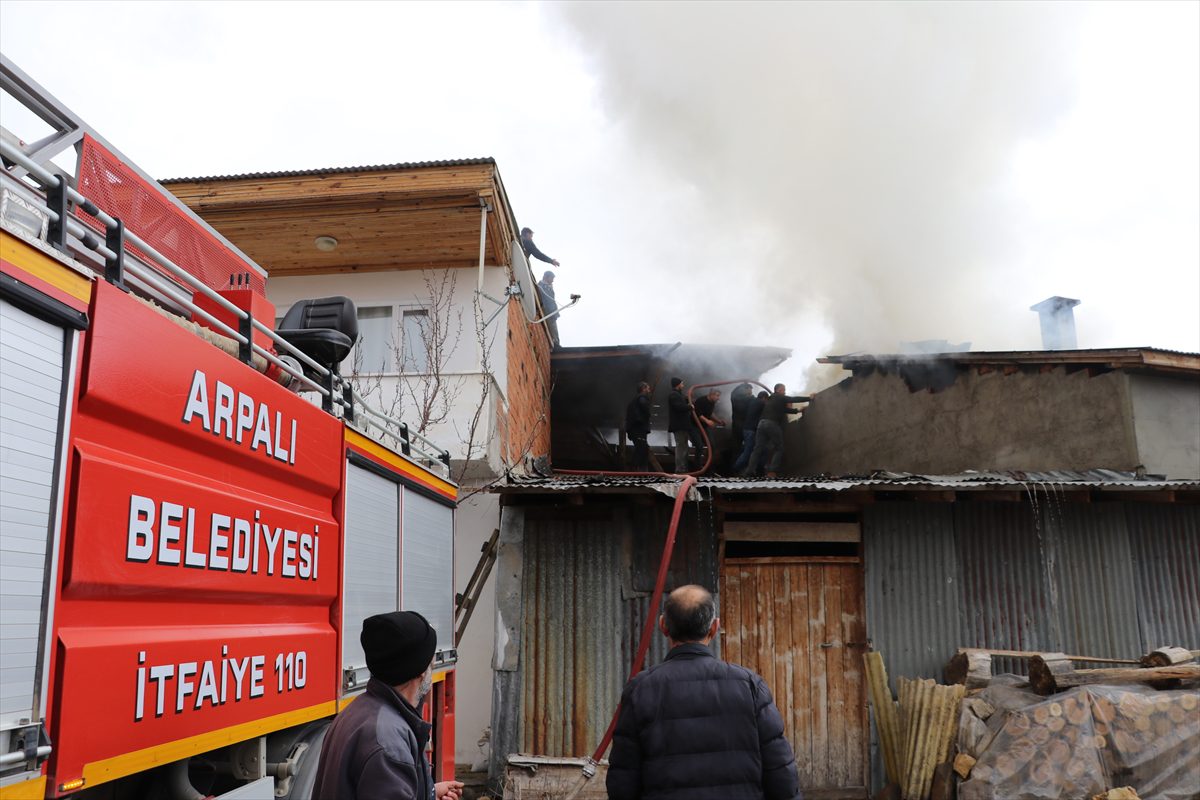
[275,296,358,371]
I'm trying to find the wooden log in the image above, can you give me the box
[957,646,1140,665]
[944,651,992,688]
[964,697,995,720]
[1046,663,1200,692]
[873,784,901,800]
[952,752,976,779]
[1065,696,1089,725]
[929,763,954,800]
[1137,647,1195,666]
[1029,653,1075,694]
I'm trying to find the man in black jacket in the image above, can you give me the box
[666,378,701,473]
[313,611,463,800]
[743,384,810,478]
[625,381,653,471]
[607,585,801,800]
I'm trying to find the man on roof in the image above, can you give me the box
[521,227,560,267]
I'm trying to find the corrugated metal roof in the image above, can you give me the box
[160,157,496,184]
[499,470,1200,493]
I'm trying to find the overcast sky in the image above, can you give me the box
[2,1,1197,389]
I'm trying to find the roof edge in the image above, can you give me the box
[161,157,497,184]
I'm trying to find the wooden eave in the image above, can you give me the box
[165,163,518,277]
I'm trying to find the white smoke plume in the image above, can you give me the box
[547,2,1196,389]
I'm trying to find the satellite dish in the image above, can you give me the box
[511,239,541,320]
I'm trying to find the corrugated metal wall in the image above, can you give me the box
[861,498,1199,792]
[862,504,958,690]
[1126,504,1200,650]
[864,499,1200,689]
[500,495,1198,778]
[516,503,718,757]
[1049,503,1143,660]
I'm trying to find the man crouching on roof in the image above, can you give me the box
[313,611,464,800]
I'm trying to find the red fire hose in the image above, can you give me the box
[551,379,774,766]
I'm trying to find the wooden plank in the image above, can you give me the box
[760,565,778,722]
[830,566,849,786]
[774,562,796,769]
[742,565,759,685]
[793,562,813,782]
[810,564,829,785]
[723,565,742,664]
[842,564,867,785]
[504,761,610,799]
[723,521,861,542]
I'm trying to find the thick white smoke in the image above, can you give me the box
[548,3,1119,388]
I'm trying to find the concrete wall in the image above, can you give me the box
[1128,373,1200,478]
[269,266,510,386]
[789,366,1140,475]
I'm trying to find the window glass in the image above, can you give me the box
[401,309,430,373]
[355,307,393,373]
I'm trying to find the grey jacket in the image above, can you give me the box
[312,678,434,800]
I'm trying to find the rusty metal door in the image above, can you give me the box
[720,557,868,796]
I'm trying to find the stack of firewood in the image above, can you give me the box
[1092,687,1199,781]
[959,691,1106,794]
[957,685,1199,795]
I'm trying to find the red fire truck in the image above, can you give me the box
[0,55,458,799]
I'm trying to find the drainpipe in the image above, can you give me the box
[477,201,489,294]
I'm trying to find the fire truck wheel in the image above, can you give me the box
[269,720,330,800]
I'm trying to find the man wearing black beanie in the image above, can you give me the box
[313,611,464,800]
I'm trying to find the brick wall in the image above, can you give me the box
[502,297,552,471]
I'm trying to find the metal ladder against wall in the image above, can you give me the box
[455,528,499,642]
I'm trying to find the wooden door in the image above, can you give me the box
[720,557,868,796]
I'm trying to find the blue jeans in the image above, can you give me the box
[732,428,756,474]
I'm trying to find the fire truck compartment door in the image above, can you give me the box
[0,299,68,733]
[342,463,400,688]
[401,489,454,656]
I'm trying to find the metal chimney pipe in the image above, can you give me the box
[1030,296,1081,350]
